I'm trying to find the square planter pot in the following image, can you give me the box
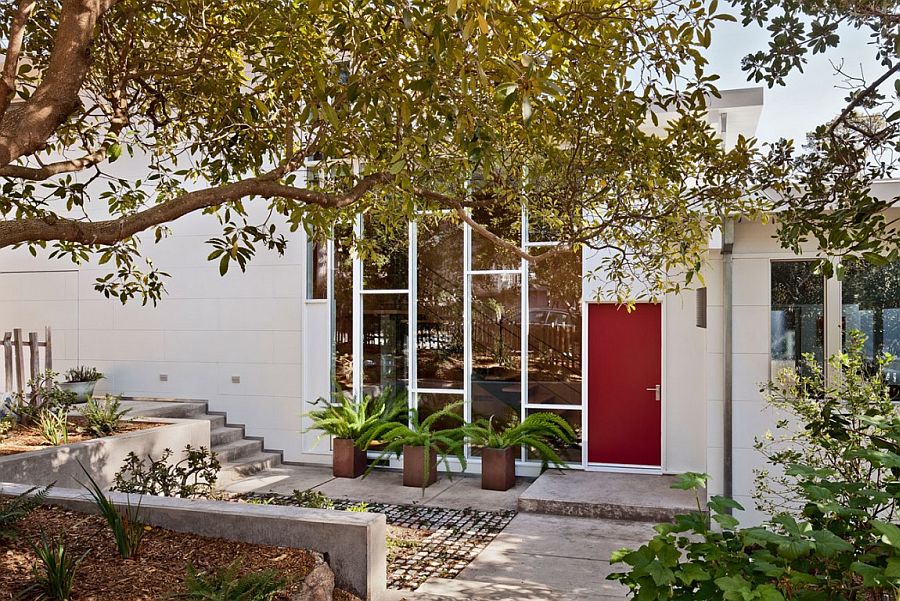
[481,447,517,491]
[332,438,367,478]
[403,445,438,488]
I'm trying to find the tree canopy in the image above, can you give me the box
[0,0,760,302]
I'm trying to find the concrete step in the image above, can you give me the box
[213,438,263,463]
[123,400,209,419]
[210,426,244,447]
[517,471,700,523]
[408,578,607,601]
[218,452,282,486]
[191,413,226,430]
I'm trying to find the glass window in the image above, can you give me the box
[525,408,582,463]
[528,249,582,405]
[362,216,408,290]
[771,261,825,376]
[331,227,354,398]
[471,274,522,424]
[841,259,900,397]
[417,392,464,431]
[417,219,464,390]
[362,293,409,396]
[470,205,522,271]
[306,240,327,300]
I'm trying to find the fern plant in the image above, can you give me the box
[366,401,467,492]
[82,395,130,437]
[466,413,577,471]
[0,484,52,539]
[305,389,406,447]
[175,561,285,601]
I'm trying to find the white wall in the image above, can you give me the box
[0,208,310,461]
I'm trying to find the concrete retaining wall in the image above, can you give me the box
[0,418,210,489]
[0,483,386,600]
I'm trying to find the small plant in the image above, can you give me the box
[291,488,335,509]
[26,532,86,601]
[347,501,369,513]
[304,389,406,445]
[367,401,467,494]
[10,371,76,424]
[64,366,104,383]
[112,445,220,498]
[81,465,145,559]
[38,406,69,445]
[0,484,52,539]
[466,413,578,471]
[81,395,130,437]
[175,561,285,601]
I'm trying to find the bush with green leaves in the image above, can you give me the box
[609,334,900,600]
[25,532,87,601]
[64,366,104,383]
[81,465,145,559]
[38,406,69,446]
[367,401,467,493]
[291,488,335,510]
[0,485,52,540]
[112,445,220,498]
[175,561,285,601]
[304,388,406,447]
[81,395,130,437]
[465,412,577,471]
[10,371,76,424]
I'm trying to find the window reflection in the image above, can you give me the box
[362,293,409,396]
[525,408,582,463]
[842,259,900,398]
[471,274,522,424]
[332,227,354,398]
[470,205,521,271]
[306,240,327,300]
[363,216,408,290]
[770,261,825,376]
[528,249,582,405]
[417,392,464,432]
[417,220,464,390]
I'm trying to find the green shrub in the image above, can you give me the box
[112,445,220,498]
[10,371,76,424]
[304,388,407,446]
[609,333,900,600]
[291,489,335,509]
[0,484,52,539]
[81,466,145,559]
[38,406,69,445]
[81,395,130,437]
[175,561,285,601]
[26,532,86,601]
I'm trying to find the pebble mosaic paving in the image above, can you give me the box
[240,492,516,590]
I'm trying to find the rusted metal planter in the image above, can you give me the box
[402,445,438,488]
[332,438,367,478]
[481,447,517,491]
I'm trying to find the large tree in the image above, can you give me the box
[0,0,756,303]
[734,0,900,272]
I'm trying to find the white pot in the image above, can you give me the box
[58,381,97,403]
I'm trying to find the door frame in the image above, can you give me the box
[583,300,666,474]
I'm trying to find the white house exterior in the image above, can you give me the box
[3,87,898,524]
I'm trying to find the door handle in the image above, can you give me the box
[645,385,661,401]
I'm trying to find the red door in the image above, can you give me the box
[588,303,661,466]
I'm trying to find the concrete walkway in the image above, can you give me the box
[409,512,655,600]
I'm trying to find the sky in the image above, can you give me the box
[706,18,882,144]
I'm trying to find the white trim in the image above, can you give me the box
[466,269,521,275]
[415,388,465,395]
[408,220,417,414]
[585,463,663,475]
[581,299,589,469]
[520,204,529,463]
[524,403,583,410]
[352,213,362,397]
[359,289,410,294]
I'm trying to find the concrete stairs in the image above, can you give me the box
[124,399,282,488]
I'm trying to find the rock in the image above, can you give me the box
[290,552,335,601]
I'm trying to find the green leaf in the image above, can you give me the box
[873,520,900,549]
[108,143,122,162]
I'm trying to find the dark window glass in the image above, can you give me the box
[527,249,582,405]
[417,392,464,432]
[417,219,464,390]
[470,205,521,271]
[471,274,522,424]
[362,293,409,397]
[331,226,354,398]
[306,240,327,300]
[771,261,824,376]
[842,259,900,398]
[363,217,408,290]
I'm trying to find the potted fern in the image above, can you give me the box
[467,413,578,491]
[367,402,466,491]
[305,392,404,478]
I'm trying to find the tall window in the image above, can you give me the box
[841,259,900,398]
[306,240,327,300]
[331,226,354,398]
[770,261,825,377]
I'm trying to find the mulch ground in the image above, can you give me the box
[0,506,360,600]
[0,419,158,457]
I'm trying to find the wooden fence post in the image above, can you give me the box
[3,332,12,392]
[12,329,24,394]
[44,326,52,372]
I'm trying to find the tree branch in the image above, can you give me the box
[0,0,37,119]
[828,62,900,136]
[0,172,391,248]
[0,0,120,167]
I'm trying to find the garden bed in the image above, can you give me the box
[0,418,159,457]
[0,505,361,600]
